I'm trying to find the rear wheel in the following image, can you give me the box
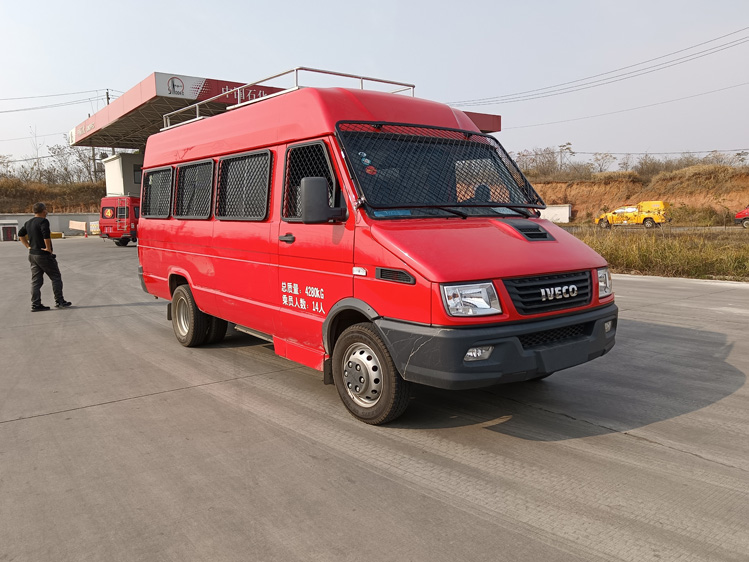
[743,219,749,229]
[171,285,208,347]
[113,240,122,246]
[332,323,411,425]
[118,238,130,246]
[205,316,228,345]
[643,218,656,229]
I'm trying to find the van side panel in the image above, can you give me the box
[211,218,278,335]
[138,218,216,310]
[352,225,432,324]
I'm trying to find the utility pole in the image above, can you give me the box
[106,89,115,159]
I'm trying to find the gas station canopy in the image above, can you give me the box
[70,70,501,152]
[69,72,278,150]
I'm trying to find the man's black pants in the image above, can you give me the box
[29,253,63,306]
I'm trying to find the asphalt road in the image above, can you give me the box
[1,238,747,562]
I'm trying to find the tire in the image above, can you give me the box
[598,219,610,229]
[113,240,122,246]
[171,285,208,347]
[743,219,749,229]
[643,218,656,229]
[118,238,129,246]
[205,316,228,345]
[332,323,411,425]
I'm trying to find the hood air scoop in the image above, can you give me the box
[503,219,555,241]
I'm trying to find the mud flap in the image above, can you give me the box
[323,358,333,385]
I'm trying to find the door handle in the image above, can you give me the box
[279,233,296,244]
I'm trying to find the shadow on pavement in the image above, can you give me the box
[391,319,744,440]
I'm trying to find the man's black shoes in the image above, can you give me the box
[31,301,72,311]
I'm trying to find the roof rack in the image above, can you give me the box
[161,67,416,131]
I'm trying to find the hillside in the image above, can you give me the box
[533,165,749,222]
[3,165,749,221]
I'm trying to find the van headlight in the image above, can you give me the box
[442,282,501,316]
[597,267,613,298]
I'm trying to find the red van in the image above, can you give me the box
[100,195,139,246]
[137,73,617,424]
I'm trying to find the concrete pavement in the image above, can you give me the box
[1,238,747,561]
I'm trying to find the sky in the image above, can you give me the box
[1,0,748,168]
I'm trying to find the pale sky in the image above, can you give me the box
[2,0,748,166]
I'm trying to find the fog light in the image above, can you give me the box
[604,320,613,333]
[464,346,494,362]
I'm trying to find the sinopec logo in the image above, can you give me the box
[167,77,185,96]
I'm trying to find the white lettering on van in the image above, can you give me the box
[282,283,326,314]
[305,286,324,299]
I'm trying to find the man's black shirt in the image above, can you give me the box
[19,217,52,255]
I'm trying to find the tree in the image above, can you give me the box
[592,153,616,173]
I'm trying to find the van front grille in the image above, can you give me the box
[518,323,587,349]
[504,271,591,315]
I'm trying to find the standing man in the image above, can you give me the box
[18,202,72,311]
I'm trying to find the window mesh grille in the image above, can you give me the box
[142,169,172,218]
[216,152,271,220]
[175,162,213,218]
[336,122,543,210]
[283,143,336,219]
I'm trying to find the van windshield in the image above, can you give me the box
[336,122,544,219]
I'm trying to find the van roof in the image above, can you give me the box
[143,87,485,168]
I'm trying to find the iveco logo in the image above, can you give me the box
[540,284,578,301]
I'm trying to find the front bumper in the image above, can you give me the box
[375,303,618,389]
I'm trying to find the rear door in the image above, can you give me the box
[276,139,354,360]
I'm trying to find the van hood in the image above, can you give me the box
[368,218,607,282]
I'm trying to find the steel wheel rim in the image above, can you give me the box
[342,342,383,408]
[175,296,190,337]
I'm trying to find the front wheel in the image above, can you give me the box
[598,219,610,229]
[171,285,208,347]
[743,219,749,229]
[332,323,411,425]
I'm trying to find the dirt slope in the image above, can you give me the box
[533,166,749,221]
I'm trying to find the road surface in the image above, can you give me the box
[1,238,747,561]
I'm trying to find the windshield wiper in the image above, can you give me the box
[432,206,468,218]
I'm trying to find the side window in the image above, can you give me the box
[133,165,143,186]
[102,207,115,219]
[216,151,271,221]
[283,142,337,220]
[134,207,140,219]
[141,168,173,218]
[175,161,214,219]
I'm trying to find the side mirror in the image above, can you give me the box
[300,177,346,224]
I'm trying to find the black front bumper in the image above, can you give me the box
[375,304,618,389]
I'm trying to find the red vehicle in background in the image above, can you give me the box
[735,206,749,228]
[100,195,139,246]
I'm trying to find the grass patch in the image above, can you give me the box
[571,226,749,281]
